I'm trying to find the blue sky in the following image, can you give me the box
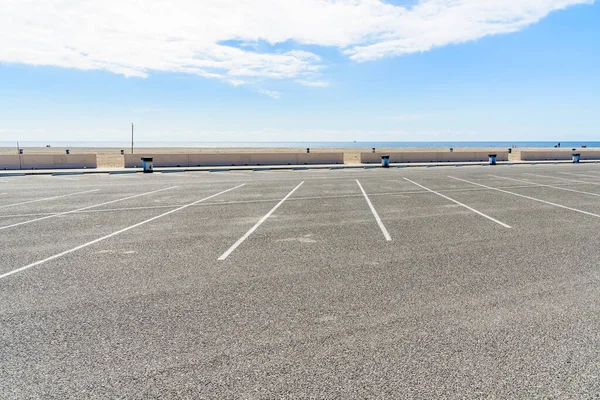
[0,0,598,143]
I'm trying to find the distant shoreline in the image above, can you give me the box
[0,141,596,149]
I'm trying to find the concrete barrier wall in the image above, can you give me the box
[0,155,21,170]
[125,154,191,168]
[360,151,509,164]
[17,154,97,169]
[520,150,600,161]
[126,153,344,167]
[580,151,600,160]
[519,150,572,161]
[189,153,344,166]
[296,153,345,165]
[188,154,243,167]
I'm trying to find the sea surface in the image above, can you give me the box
[1,141,597,149]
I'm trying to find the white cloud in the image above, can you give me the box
[296,80,330,87]
[258,89,280,99]
[0,0,592,85]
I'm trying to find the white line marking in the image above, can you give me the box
[404,178,511,228]
[218,182,305,260]
[489,175,600,198]
[0,186,178,231]
[558,172,600,180]
[0,189,100,210]
[0,184,245,280]
[356,180,392,241]
[449,176,600,219]
[0,180,8,183]
[0,184,550,218]
[0,212,62,218]
[524,173,600,186]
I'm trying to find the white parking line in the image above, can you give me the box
[0,184,551,219]
[449,176,600,219]
[404,178,511,228]
[0,189,100,210]
[558,172,600,180]
[523,173,600,186]
[489,175,600,198]
[356,180,392,241]
[0,184,245,280]
[218,181,305,260]
[0,186,178,231]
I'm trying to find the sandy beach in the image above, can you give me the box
[0,146,522,168]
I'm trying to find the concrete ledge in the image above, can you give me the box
[125,153,344,167]
[1,159,596,176]
[360,151,509,164]
[520,150,600,161]
[124,154,190,168]
[0,155,20,170]
[20,154,97,169]
[2,154,97,170]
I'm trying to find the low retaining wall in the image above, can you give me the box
[125,153,344,167]
[1,154,97,170]
[124,154,191,168]
[0,155,21,170]
[360,151,509,164]
[520,150,600,161]
[580,151,600,160]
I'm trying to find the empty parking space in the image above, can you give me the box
[215,179,391,273]
[454,175,600,219]
[3,164,600,397]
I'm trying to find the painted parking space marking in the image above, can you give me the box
[356,180,392,241]
[449,176,600,219]
[0,184,552,218]
[218,182,305,260]
[558,172,600,180]
[0,189,100,210]
[0,184,245,280]
[0,186,178,231]
[523,173,600,186]
[404,178,511,228]
[489,175,600,198]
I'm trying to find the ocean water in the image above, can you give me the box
[0,141,597,149]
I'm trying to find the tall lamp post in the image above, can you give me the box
[131,123,134,154]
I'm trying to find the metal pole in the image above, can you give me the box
[131,123,134,154]
[17,141,22,170]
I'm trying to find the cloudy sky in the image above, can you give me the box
[0,0,598,143]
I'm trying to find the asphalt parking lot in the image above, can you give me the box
[2,164,600,398]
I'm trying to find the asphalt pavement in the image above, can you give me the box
[1,164,600,398]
